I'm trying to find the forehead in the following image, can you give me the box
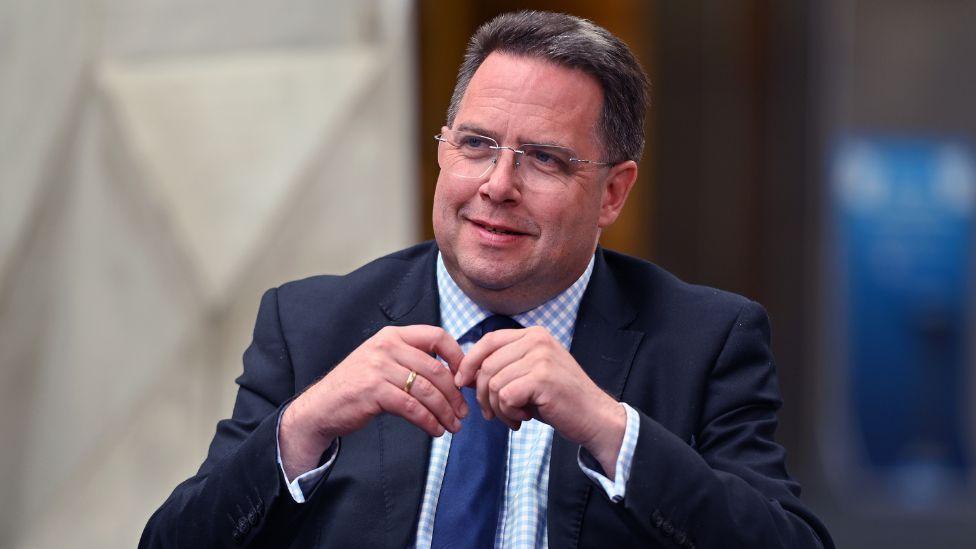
[455,52,603,147]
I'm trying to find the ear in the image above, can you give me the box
[597,160,638,228]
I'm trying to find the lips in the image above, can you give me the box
[469,218,529,236]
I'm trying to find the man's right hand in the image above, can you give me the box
[279,325,467,480]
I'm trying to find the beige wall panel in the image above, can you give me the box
[1,0,417,547]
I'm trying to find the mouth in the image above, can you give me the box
[469,218,530,236]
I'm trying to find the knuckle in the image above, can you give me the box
[534,366,552,384]
[365,355,384,372]
[488,377,503,393]
[402,394,419,414]
[428,358,447,377]
[373,337,392,352]
[413,376,433,397]
[434,399,453,418]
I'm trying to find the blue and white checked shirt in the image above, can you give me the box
[277,252,641,549]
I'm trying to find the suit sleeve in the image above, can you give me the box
[620,301,834,549]
[139,287,320,548]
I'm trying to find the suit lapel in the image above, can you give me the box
[548,248,644,548]
[376,244,440,547]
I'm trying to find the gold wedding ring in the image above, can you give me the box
[403,370,418,394]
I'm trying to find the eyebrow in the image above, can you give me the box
[454,123,575,151]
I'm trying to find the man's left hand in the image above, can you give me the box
[454,326,627,477]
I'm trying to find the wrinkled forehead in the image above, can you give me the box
[455,52,604,151]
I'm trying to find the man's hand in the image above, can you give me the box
[279,325,467,480]
[454,326,627,477]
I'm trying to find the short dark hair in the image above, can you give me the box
[446,10,650,163]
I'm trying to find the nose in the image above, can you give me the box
[479,148,523,203]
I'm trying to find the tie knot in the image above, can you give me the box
[479,314,523,337]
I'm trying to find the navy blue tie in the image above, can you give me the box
[430,315,523,549]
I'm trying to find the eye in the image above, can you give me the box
[458,134,492,149]
[524,146,571,172]
[530,149,556,164]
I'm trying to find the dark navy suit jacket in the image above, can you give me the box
[140,242,833,548]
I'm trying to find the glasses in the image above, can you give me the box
[434,128,614,187]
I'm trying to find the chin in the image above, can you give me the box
[458,262,522,292]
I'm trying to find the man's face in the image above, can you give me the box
[432,52,636,313]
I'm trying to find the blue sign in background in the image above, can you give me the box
[833,139,974,502]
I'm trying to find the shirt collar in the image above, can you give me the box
[436,252,595,349]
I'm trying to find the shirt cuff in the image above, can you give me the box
[576,402,640,503]
[275,406,339,503]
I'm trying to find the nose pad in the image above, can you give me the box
[495,149,522,174]
[481,150,523,201]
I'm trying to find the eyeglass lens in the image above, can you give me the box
[437,130,578,184]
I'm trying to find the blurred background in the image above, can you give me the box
[1,0,974,547]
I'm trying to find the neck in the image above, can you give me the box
[441,256,592,316]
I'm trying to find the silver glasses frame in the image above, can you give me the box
[433,128,615,181]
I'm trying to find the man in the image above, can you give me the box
[141,10,833,549]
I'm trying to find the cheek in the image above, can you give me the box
[432,178,471,235]
[543,188,601,233]
[434,175,471,205]
[549,200,602,255]
[432,178,454,215]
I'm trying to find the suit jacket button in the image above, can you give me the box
[247,509,258,525]
[662,522,675,537]
[686,542,696,549]
[238,517,250,534]
[674,531,687,544]
[231,530,242,542]
[651,510,664,528]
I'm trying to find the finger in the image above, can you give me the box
[396,325,465,374]
[386,364,462,434]
[498,396,533,426]
[473,335,533,420]
[376,383,445,437]
[489,383,522,430]
[480,337,531,379]
[393,344,468,418]
[456,328,527,387]
[488,361,534,428]
[476,367,493,421]
[497,374,537,416]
